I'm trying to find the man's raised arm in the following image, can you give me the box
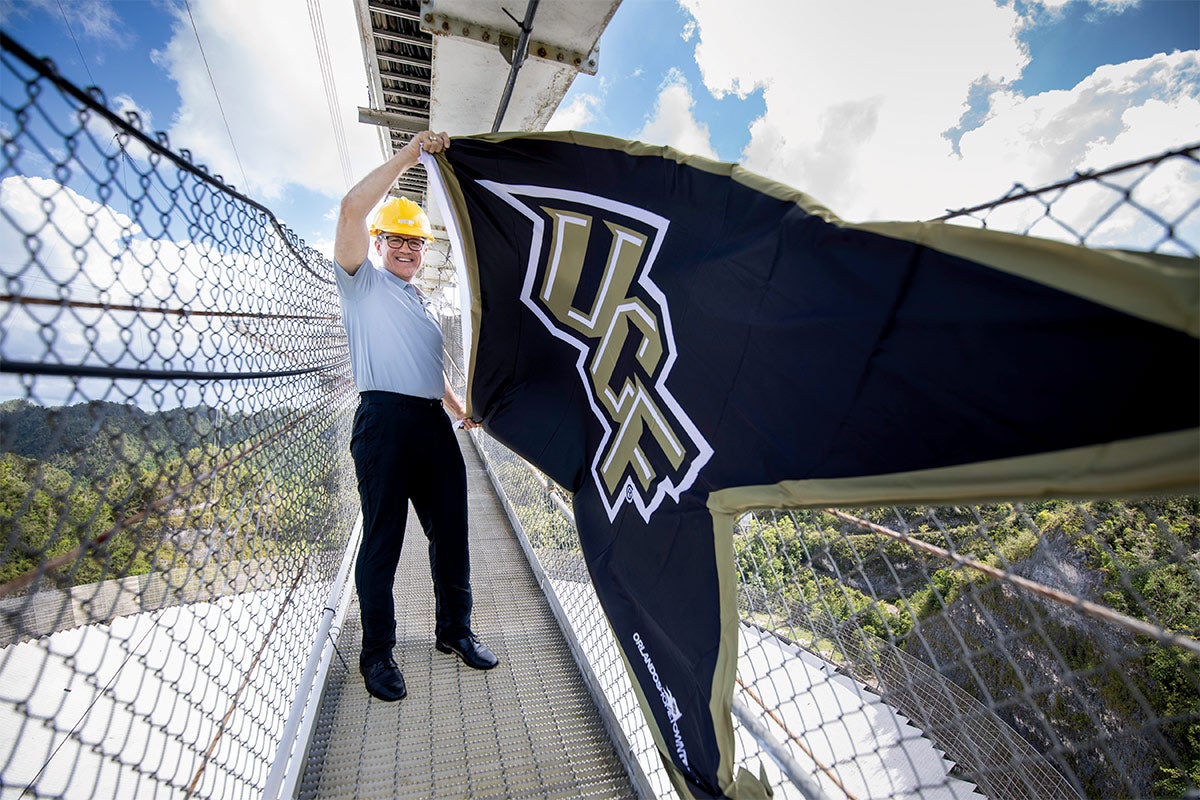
[333,130,450,275]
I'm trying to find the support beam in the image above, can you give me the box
[372,29,433,49]
[381,85,431,104]
[379,69,432,88]
[376,52,434,71]
[366,1,420,22]
[357,106,429,133]
[417,11,598,75]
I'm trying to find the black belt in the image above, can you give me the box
[359,390,442,409]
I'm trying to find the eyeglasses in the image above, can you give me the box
[380,235,427,252]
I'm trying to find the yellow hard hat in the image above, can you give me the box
[369,196,434,241]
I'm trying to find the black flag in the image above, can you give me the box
[423,132,1198,799]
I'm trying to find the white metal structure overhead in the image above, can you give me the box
[421,0,614,135]
[353,0,622,295]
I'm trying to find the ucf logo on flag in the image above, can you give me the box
[422,133,1199,799]
[476,180,712,523]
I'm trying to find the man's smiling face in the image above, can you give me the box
[376,234,427,282]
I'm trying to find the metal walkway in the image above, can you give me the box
[296,432,637,799]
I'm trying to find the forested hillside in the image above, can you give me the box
[5,397,1196,797]
[0,399,333,592]
[734,500,1200,798]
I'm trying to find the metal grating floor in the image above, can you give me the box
[297,432,637,799]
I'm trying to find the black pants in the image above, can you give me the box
[351,391,473,669]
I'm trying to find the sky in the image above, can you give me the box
[2,0,1197,255]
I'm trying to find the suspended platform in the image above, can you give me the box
[296,431,637,799]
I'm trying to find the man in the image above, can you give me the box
[333,130,497,703]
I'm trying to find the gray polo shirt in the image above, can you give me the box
[334,258,444,398]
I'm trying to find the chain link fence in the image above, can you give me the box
[1,31,360,798]
[3,26,1198,800]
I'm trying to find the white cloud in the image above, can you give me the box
[680,0,1198,223]
[951,70,1200,253]
[0,175,310,379]
[306,233,336,263]
[547,93,602,131]
[110,94,153,132]
[68,0,129,45]
[0,174,325,408]
[1,175,179,371]
[1022,0,1139,12]
[0,0,131,47]
[635,70,718,160]
[96,94,163,165]
[681,0,1027,218]
[954,52,1200,205]
[153,0,380,201]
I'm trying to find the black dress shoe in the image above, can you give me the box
[436,634,499,670]
[361,657,407,701]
